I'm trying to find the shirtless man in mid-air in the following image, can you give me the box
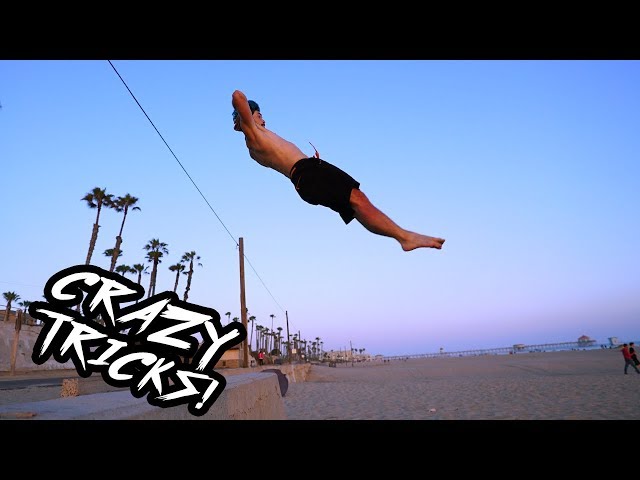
[231,89,445,252]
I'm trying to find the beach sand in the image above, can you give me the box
[1,348,637,420]
[282,349,640,420]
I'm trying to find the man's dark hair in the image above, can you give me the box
[232,100,260,123]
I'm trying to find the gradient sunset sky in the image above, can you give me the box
[2,60,638,356]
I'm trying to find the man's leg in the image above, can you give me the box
[349,189,445,252]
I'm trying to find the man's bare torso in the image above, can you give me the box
[244,127,308,178]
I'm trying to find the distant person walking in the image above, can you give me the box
[629,342,640,367]
[621,343,640,374]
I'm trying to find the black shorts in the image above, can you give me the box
[290,158,360,224]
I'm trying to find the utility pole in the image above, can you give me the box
[239,237,249,368]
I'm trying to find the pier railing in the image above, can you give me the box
[385,340,600,360]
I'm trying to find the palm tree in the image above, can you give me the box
[269,332,276,355]
[277,327,284,354]
[18,300,32,325]
[109,194,141,272]
[82,187,114,265]
[131,263,149,303]
[115,264,133,278]
[144,238,169,298]
[248,315,256,352]
[270,314,276,331]
[180,251,202,302]
[255,325,263,352]
[104,248,123,266]
[168,262,186,293]
[225,312,231,325]
[3,291,20,322]
[262,328,270,353]
[131,263,149,285]
[18,300,32,309]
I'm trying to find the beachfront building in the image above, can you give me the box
[324,349,373,363]
[577,335,594,346]
[213,345,245,369]
[1,307,39,326]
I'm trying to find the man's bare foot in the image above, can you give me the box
[400,232,445,252]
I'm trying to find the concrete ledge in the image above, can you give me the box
[64,363,311,398]
[0,363,311,420]
[0,373,285,420]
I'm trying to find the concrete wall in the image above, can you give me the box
[0,319,74,372]
[0,363,311,420]
[0,373,282,420]
[1,319,312,420]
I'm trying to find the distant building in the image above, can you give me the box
[213,345,244,369]
[1,308,39,326]
[577,335,594,345]
[608,337,620,347]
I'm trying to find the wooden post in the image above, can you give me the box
[286,310,291,363]
[10,309,23,376]
[350,340,354,367]
[239,237,249,368]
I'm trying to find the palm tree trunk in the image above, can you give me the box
[10,310,22,375]
[148,266,156,298]
[110,236,123,272]
[149,259,160,297]
[86,223,100,265]
[183,268,193,302]
[110,208,129,272]
[173,272,180,293]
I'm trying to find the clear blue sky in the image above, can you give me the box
[2,60,639,357]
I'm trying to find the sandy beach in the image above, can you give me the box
[282,349,640,420]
